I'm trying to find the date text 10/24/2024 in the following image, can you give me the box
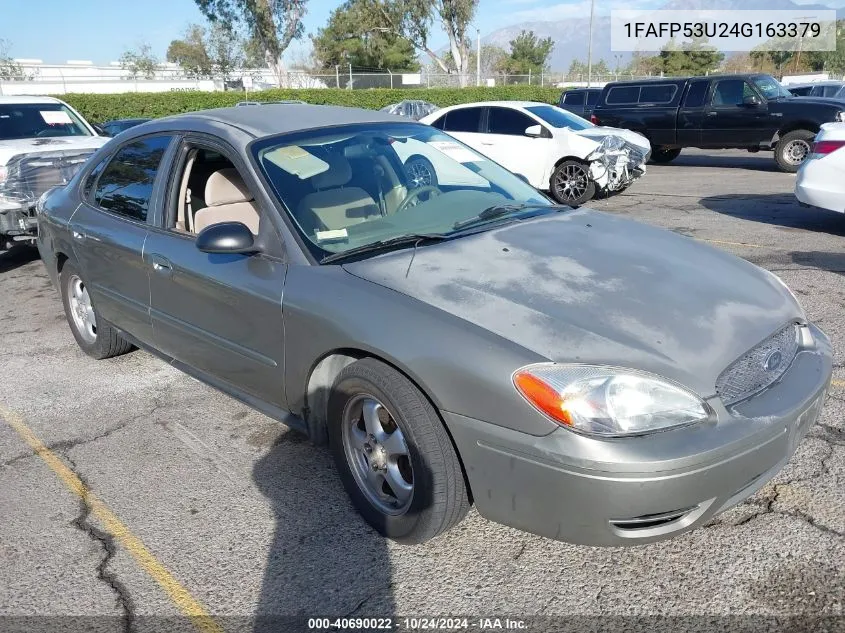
[307,618,528,630]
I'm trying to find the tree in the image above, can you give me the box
[500,30,554,75]
[312,0,418,70]
[360,0,479,85]
[194,0,308,86]
[207,23,246,79]
[167,24,213,78]
[120,43,160,79]
[658,37,723,76]
[0,39,25,80]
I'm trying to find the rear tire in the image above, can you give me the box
[775,129,815,173]
[549,160,596,206]
[60,262,133,360]
[328,358,470,544]
[649,147,682,164]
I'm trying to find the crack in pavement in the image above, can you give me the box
[2,401,166,468]
[64,456,136,633]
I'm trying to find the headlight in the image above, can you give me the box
[836,111,845,122]
[513,364,712,437]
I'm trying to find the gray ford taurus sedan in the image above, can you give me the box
[37,104,832,546]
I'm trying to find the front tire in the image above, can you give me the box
[328,358,470,545]
[60,262,133,360]
[550,160,596,206]
[775,130,815,173]
[404,155,438,189]
[649,147,682,164]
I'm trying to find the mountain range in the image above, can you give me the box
[481,0,845,72]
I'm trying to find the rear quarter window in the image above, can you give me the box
[639,84,677,104]
[606,86,640,104]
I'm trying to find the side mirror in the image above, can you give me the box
[92,124,108,136]
[524,124,543,138]
[196,221,258,254]
[743,95,762,107]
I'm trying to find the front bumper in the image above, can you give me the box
[444,324,832,546]
[0,203,38,236]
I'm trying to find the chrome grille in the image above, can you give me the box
[715,324,799,406]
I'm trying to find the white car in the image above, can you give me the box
[0,96,107,253]
[795,122,845,213]
[417,101,651,205]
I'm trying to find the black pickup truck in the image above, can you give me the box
[590,74,845,172]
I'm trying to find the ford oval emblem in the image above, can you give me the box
[763,350,783,372]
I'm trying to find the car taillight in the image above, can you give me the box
[812,140,845,155]
[590,114,599,124]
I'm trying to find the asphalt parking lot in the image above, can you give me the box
[1,148,844,632]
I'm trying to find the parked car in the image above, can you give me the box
[380,100,440,121]
[420,101,651,205]
[795,122,845,213]
[97,118,152,137]
[591,74,845,172]
[38,104,831,546]
[558,87,601,120]
[787,81,845,98]
[0,96,107,254]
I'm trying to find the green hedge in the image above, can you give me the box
[59,86,563,122]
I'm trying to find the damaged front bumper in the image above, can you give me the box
[0,198,38,252]
[586,135,650,193]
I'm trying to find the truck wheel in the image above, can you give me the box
[550,160,596,206]
[328,358,470,544]
[775,130,815,172]
[650,147,682,164]
[60,262,133,360]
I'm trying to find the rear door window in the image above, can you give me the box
[93,136,174,222]
[586,90,600,105]
[606,86,640,104]
[563,91,586,105]
[683,81,709,107]
[487,107,536,136]
[443,107,483,133]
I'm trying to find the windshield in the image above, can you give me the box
[526,105,593,130]
[525,105,593,130]
[0,103,92,140]
[752,75,792,100]
[253,123,551,261]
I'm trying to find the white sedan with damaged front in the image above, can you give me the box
[417,101,651,205]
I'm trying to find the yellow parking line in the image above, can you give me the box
[832,379,845,388]
[0,405,224,633]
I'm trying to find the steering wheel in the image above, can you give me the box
[395,185,441,214]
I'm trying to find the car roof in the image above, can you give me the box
[153,103,408,138]
[444,101,549,109]
[0,95,63,105]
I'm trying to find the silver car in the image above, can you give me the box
[37,104,832,545]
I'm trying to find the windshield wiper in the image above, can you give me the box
[452,203,558,231]
[320,233,447,264]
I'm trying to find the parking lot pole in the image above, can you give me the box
[587,0,595,87]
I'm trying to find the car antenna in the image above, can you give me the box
[405,238,424,278]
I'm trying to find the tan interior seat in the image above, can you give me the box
[194,168,260,235]
[297,155,381,233]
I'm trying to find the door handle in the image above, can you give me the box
[707,111,718,117]
[149,254,172,275]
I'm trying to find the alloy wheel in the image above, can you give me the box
[67,274,97,344]
[341,394,414,515]
[554,163,590,201]
[783,139,811,166]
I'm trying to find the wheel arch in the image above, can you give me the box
[302,347,473,501]
[772,122,820,144]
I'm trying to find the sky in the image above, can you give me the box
[3,0,845,65]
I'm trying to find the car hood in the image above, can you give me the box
[572,126,651,153]
[0,136,107,165]
[342,209,803,397]
[772,96,845,111]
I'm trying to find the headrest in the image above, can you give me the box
[205,168,254,206]
[311,155,352,189]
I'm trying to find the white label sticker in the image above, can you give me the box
[40,110,73,125]
[315,228,348,242]
[428,141,482,164]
